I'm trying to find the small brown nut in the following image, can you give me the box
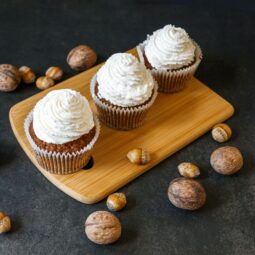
[127,148,151,165]
[36,76,55,90]
[67,45,97,71]
[168,178,206,210]
[210,146,243,175]
[212,123,232,143]
[0,211,11,234]
[85,211,121,245]
[178,162,200,178]
[0,64,21,92]
[107,193,127,211]
[19,66,36,84]
[45,66,63,81]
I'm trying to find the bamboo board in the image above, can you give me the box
[9,48,234,204]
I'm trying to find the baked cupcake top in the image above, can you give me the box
[96,53,155,107]
[144,25,196,70]
[33,89,94,144]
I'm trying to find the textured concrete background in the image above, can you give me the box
[0,1,255,254]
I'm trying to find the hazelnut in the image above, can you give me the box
[212,123,232,143]
[0,211,11,234]
[107,193,127,211]
[85,211,121,245]
[45,66,63,81]
[0,64,21,92]
[168,178,206,210]
[210,146,243,175]
[127,148,151,165]
[178,162,200,178]
[36,76,55,90]
[67,45,97,71]
[19,66,36,84]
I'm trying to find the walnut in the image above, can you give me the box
[85,211,121,244]
[0,211,11,234]
[168,178,206,210]
[0,64,21,92]
[210,146,243,175]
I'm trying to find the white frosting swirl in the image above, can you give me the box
[33,89,94,144]
[144,25,196,70]
[96,53,155,107]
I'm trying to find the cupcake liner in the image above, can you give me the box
[136,40,203,93]
[90,74,158,130]
[24,111,100,175]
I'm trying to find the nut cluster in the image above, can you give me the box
[85,211,121,245]
[0,211,11,234]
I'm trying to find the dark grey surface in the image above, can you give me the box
[0,1,255,254]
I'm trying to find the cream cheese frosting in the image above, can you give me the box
[96,53,155,107]
[33,89,94,144]
[144,25,196,70]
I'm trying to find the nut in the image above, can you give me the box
[0,64,21,92]
[212,123,232,143]
[107,193,127,211]
[45,66,63,81]
[127,148,151,165]
[168,178,206,210]
[36,76,55,90]
[0,211,11,234]
[85,211,121,245]
[210,146,243,175]
[178,162,200,178]
[67,45,97,71]
[19,66,36,84]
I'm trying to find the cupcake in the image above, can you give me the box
[90,53,158,130]
[24,89,100,175]
[137,25,202,93]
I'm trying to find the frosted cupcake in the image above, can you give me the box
[24,89,100,174]
[90,53,158,130]
[137,25,202,93]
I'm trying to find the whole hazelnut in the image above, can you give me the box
[210,146,243,175]
[168,178,206,210]
[45,66,63,81]
[19,66,36,84]
[178,162,200,178]
[0,64,21,92]
[107,193,127,211]
[67,45,97,71]
[85,211,121,245]
[36,76,55,90]
[0,211,11,234]
[212,123,232,143]
[127,148,151,165]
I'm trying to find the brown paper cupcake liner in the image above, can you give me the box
[136,40,202,93]
[24,111,100,175]
[90,74,158,130]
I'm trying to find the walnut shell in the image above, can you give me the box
[210,146,243,175]
[0,64,21,92]
[168,178,206,210]
[212,123,232,143]
[107,193,127,211]
[67,45,97,71]
[0,211,11,234]
[19,66,36,84]
[178,162,200,178]
[85,211,121,245]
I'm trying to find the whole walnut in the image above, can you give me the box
[85,211,121,245]
[210,146,243,175]
[67,45,97,71]
[168,178,206,210]
[0,64,21,92]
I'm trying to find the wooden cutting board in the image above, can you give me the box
[9,48,234,204]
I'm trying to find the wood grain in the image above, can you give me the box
[9,48,234,204]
